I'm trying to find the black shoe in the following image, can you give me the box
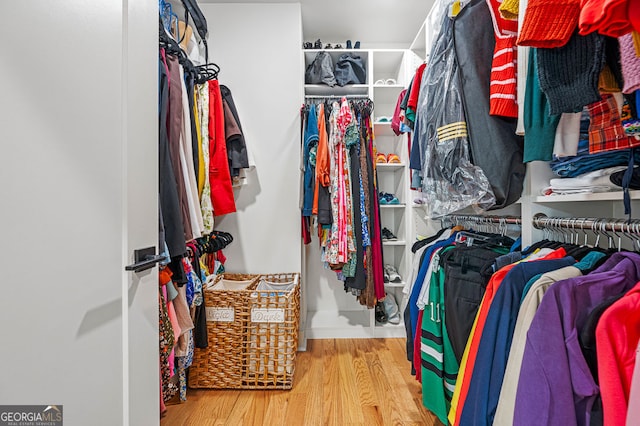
[346,40,352,49]
[334,44,342,49]
[303,42,312,49]
[381,227,397,241]
[375,301,388,323]
[314,39,322,49]
[325,43,333,49]
[354,41,361,49]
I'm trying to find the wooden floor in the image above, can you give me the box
[161,338,441,426]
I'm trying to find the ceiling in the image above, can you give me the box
[199,0,434,49]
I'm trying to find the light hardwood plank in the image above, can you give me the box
[335,339,365,425]
[299,340,324,426]
[161,338,442,426]
[321,339,342,426]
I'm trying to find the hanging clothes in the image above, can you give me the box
[196,82,215,233]
[159,50,188,259]
[301,98,384,306]
[452,0,525,209]
[513,252,640,426]
[208,80,236,216]
[220,85,250,178]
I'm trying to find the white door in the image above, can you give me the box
[0,1,159,425]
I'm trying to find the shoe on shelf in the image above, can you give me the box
[387,153,401,164]
[380,192,400,205]
[384,264,402,283]
[376,153,387,163]
[383,269,390,283]
[354,41,361,49]
[303,42,312,49]
[383,293,401,324]
[325,43,333,49]
[314,39,322,49]
[346,39,352,49]
[334,44,343,49]
[381,227,398,241]
[375,301,388,324]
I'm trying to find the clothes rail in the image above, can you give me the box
[304,95,371,99]
[442,214,522,226]
[532,213,640,233]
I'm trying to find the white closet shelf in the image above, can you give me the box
[373,84,405,89]
[304,84,369,96]
[376,162,405,170]
[380,204,406,209]
[384,281,405,288]
[383,240,406,246]
[533,191,640,203]
[373,122,399,137]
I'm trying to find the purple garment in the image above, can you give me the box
[514,252,640,426]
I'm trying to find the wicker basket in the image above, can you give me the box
[189,273,260,389]
[242,273,301,389]
[189,272,301,390]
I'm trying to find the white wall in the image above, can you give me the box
[0,1,158,425]
[201,3,303,275]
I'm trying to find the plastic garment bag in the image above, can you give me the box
[416,8,495,218]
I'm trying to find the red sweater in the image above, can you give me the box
[486,0,518,118]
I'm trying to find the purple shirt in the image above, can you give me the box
[514,252,640,426]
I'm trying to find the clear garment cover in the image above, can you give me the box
[416,7,496,218]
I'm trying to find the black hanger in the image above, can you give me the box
[195,62,220,83]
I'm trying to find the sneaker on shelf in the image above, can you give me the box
[384,264,402,283]
[314,39,322,49]
[375,301,388,324]
[380,192,400,205]
[381,227,398,241]
[383,293,401,324]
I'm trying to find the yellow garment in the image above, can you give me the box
[194,92,205,197]
[451,0,462,17]
[498,0,519,20]
[633,31,640,57]
[599,65,621,93]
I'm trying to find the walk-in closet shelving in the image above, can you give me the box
[303,47,421,338]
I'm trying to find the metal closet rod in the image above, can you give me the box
[443,214,522,225]
[532,213,640,233]
[304,95,371,99]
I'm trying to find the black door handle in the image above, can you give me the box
[125,246,164,272]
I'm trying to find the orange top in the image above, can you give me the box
[313,103,330,215]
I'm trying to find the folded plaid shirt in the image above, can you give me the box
[588,93,640,153]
